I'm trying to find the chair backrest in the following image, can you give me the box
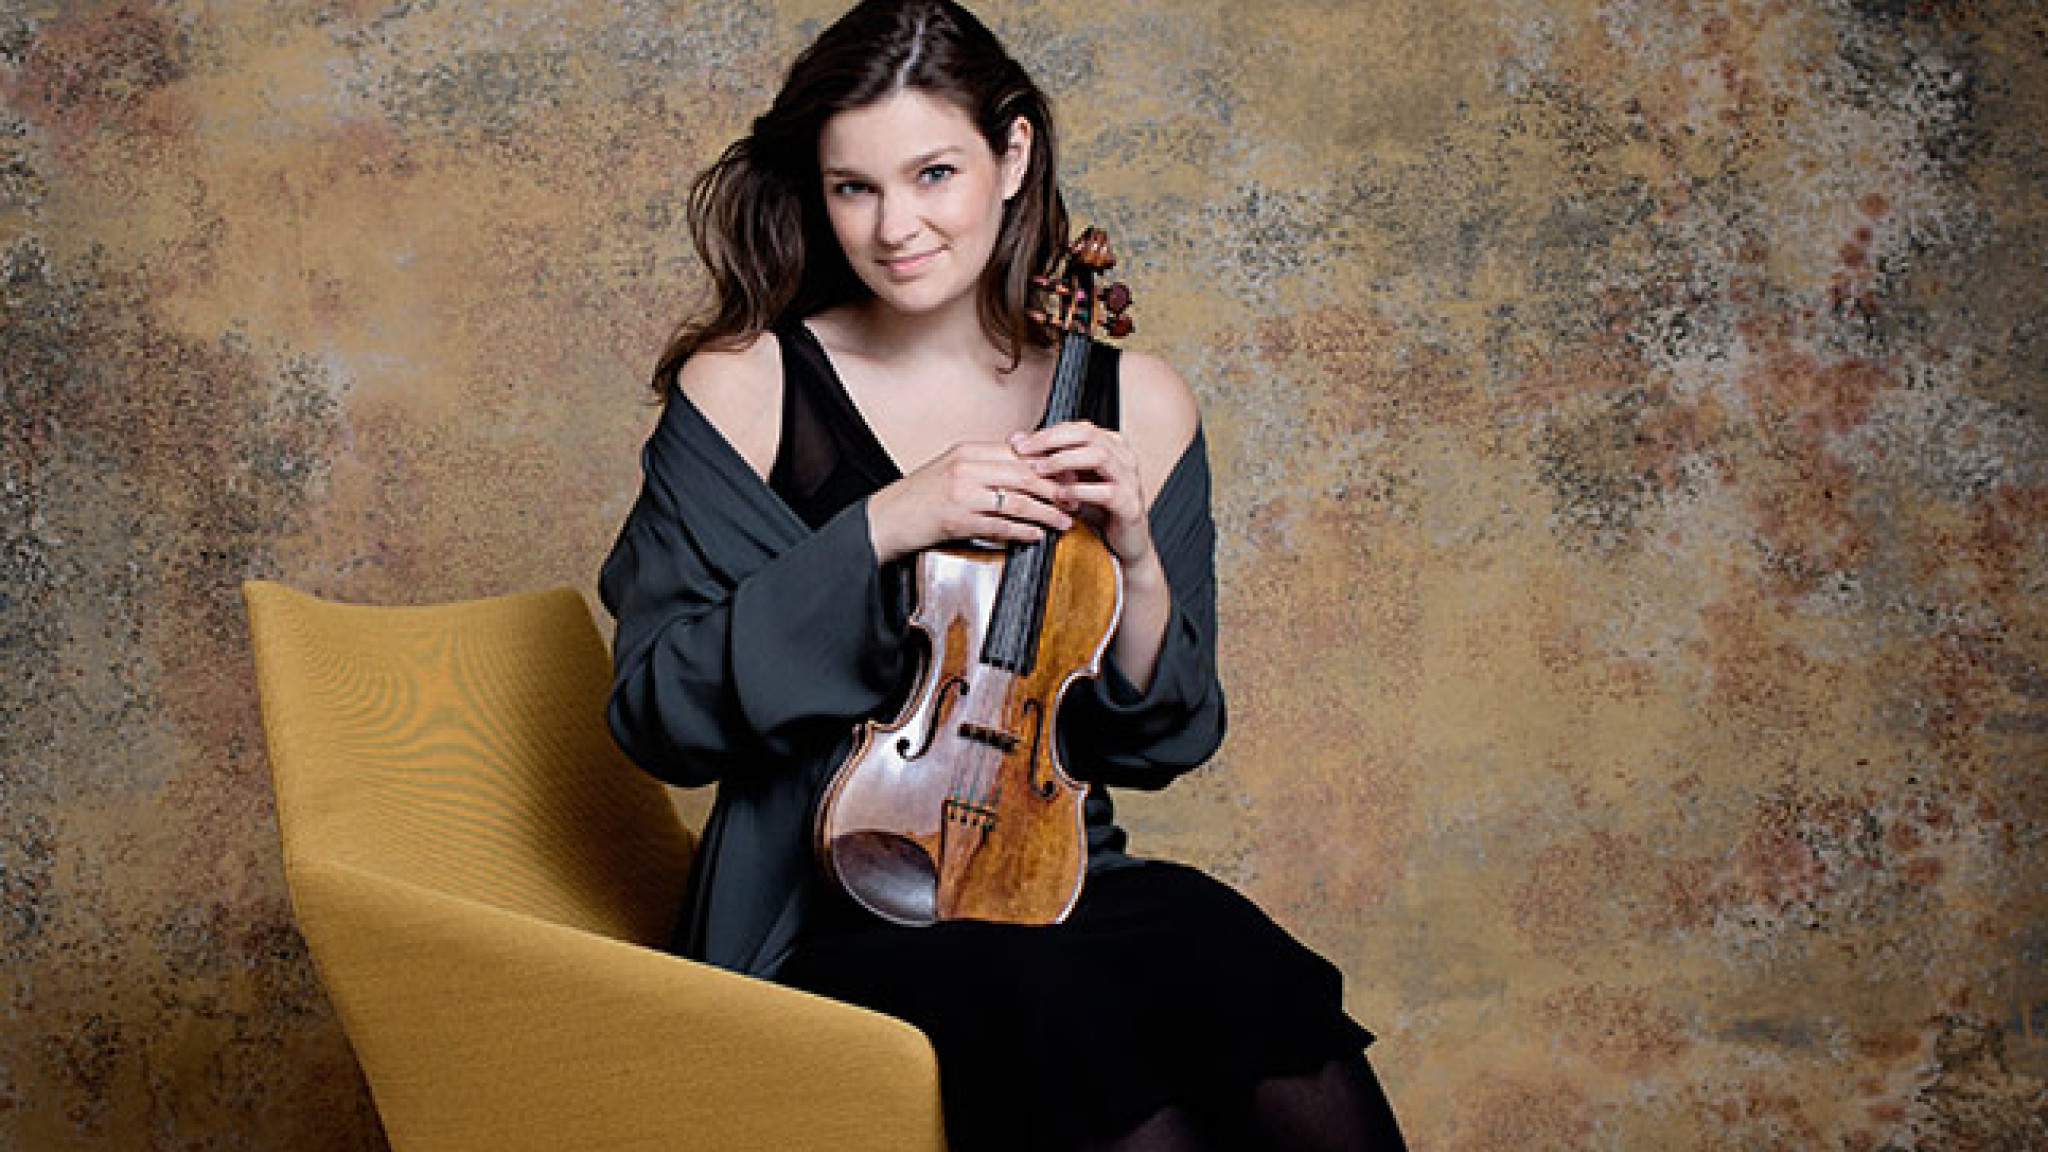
[244,580,692,948]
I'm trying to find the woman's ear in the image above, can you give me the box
[1000,115,1033,202]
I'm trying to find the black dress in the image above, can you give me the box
[761,321,1381,1150]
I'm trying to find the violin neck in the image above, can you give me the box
[1037,323,1096,430]
[985,324,1098,674]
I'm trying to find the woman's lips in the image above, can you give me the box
[882,250,940,278]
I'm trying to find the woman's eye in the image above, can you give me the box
[830,180,873,197]
[918,164,957,184]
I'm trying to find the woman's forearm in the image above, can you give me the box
[1109,549,1172,692]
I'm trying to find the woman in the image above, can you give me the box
[600,2,1404,1148]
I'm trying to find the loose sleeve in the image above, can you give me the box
[1060,427,1227,790]
[599,398,911,788]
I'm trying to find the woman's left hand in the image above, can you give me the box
[1008,422,1156,573]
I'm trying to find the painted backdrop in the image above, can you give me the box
[4,1,2043,1148]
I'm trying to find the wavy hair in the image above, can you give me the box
[650,0,1068,396]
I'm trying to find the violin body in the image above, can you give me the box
[814,226,1135,927]
[816,529,1121,926]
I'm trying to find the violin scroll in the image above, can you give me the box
[1068,226,1116,272]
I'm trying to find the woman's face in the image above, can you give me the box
[817,88,1029,320]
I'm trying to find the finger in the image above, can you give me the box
[1033,419,1113,439]
[975,463,1069,508]
[936,442,1058,488]
[946,471,1069,524]
[1055,480,1142,519]
[1027,444,1125,479]
[962,512,1052,545]
[982,487,1074,531]
[1009,422,1108,455]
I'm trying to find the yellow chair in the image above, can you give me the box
[242,581,944,1152]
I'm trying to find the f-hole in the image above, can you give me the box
[1021,698,1056,797]
[897,677,970,760]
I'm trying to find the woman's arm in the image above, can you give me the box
[601,339,912,787]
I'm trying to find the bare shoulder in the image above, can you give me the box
[675,332,783,479]
[1117,349,1200,500]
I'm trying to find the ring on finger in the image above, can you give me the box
[993,487,1007,512]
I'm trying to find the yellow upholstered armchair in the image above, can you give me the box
[242,581,944,1152]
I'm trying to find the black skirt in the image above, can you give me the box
[778,860,1377,1151]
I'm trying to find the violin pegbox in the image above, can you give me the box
[1030,225,1136,342]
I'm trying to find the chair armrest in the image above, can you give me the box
[291,860,945,1152]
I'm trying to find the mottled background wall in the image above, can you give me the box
[3,0,2042,1148]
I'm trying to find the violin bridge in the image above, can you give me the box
[956,722,1020,752]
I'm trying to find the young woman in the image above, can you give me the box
[600,3,1405,1148]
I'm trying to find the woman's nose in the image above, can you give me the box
[876,194,919,247]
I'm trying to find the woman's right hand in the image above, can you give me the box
[866,441,1074,565]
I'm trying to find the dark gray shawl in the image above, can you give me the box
[599,382,1226,977]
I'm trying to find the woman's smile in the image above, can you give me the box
[881,248,944,278]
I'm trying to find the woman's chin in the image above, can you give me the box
[864,280,973,320]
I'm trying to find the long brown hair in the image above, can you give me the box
[650,0,1068,396]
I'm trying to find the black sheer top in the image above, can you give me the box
[767,321,1122,529]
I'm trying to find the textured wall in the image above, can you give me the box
[3,1,2043,1149]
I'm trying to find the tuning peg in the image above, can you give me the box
[1101,282,1132,315]
[1105,313,1134,339]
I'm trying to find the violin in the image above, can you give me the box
[814,227,1137,926]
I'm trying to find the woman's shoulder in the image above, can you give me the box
[1116,348,1201,498]
[675,331,784,479]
